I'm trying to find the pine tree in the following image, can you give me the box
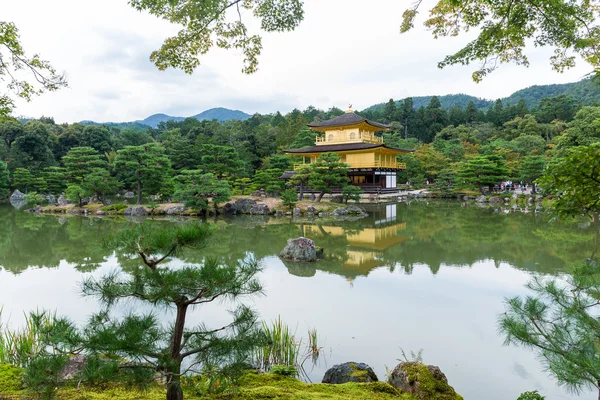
[12,168,34,193]
[0,160,9,198]
[519,155,546,192]
[173,170,231,211]
[459,155,508,194]
[308,152,349,202]
[62,146,106,184]
[115,143,171,204]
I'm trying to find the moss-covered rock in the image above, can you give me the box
[388,362,463,400]
[322,362,378,384]
[0,363,24,394]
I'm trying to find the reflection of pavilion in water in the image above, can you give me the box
[299,205,410,280]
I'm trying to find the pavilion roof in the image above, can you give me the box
[284,143,413,154]
[307,112,390,130]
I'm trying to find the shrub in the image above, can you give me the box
[0,363,24,393]
[341,186,363,204]
[517,390,545,400]
[280,188,298,209]
[101,203,129,212]
[24,192,46,205]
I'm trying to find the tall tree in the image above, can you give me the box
[41,166,67,195]
[519,155,546,192]
[539,143,600,219]
[0,160,9,198]
[115,143,171,204]
[459,155,508,194]
[308,152,349,202]
[9,121,55,170]
[199,144,241,180]
[12,168,33,193]
[62,147,106,184]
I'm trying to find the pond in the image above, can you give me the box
[0,201,596,399]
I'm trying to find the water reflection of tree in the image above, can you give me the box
[0,202,596,280]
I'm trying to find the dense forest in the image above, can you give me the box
[0,80,599,204]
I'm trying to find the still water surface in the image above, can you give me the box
[0,202,596,399]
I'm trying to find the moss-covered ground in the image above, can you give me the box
[0,367,416,400]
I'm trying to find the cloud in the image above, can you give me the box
[3,0,594,123]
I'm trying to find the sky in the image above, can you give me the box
[3,0,594,123]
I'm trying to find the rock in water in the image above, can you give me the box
[307,205,317,213]
[333,207,348,216]
[123,206,148,216]
[293,207,301,216]
[249,204,270,215]
[346,205,366,215]
[235,198,257,213]
[57,194,72,206]
[475,195,487,203]
[280,237,318,262]
[388,362,463,400]
[10,190,25,201]
[322,362,378,384]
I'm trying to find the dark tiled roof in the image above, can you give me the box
[308,112,390,129]
[284,143,414,153]
[279,171,296,179]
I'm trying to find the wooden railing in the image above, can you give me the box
[315,136,383,144]
[293,161,406,170]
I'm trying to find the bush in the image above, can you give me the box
[517,390,545,400]
[270,365,297,377]
[280,188,298,209]
[101,203,129,212]
[341,186,363,203]
[24,192,46,205]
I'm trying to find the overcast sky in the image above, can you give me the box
[3,0,593,123]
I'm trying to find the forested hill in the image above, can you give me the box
[366,78,600,112]
[81,107,252,129]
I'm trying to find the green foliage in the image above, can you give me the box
[101,203,129,212]
[341,186,363,204]
[519,156,546,189]
[402,1,600,81]
[12,168,33,192]
[129,0,304,74]
[115,143,171,204]
[174,170,232,211]
[42,166,67,194]
[500,261,600,396]
[62,146,106,184]
[0,22,66,118]
[539,143,600,218]
[459,155,509,194]
[434,169,458,195]
[280,188,298,209]
[308,152,349,202]
[0,160,9,198]
[233,178,253,196]
[81,223,264,400]
[24,192,45,205]
[199,144,242,180]
[517,391,545,400]
[252,168,285,195]
[554,106,600,156]
[65,184,85,207]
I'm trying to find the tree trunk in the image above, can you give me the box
[532,182,536,194]
[404,118,408,139]
[316,191,325,202]
[136,173,142,205]
[298,181,304,201]
[478,183,485,195]
[166,303,187,400]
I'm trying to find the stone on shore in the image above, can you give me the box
[123,206,148,216]
[388,362,462,400]
[124,191,135,198]
[322,362,378,384]
[165,204,185,215]
[280,237,318,262]
[250,203,270,215]
[10,190,25,201]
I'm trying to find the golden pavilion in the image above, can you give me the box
[283,108,413,192]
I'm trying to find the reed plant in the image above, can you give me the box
[0,309,55,367]
[253,316,322,381]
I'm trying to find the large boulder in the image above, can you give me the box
[250,203,270,215]
[307,205,317,213]
[388,362,462,400]
[333,207,348,216]
[57,194,72,206]
[322,362,378,384]
[293,207,301,216]
[346,205,366,215]
[280,237,318,262]
[10,190,25,201]
[475,195,487,203]
[60,354,87,381]
[46,194,56,205]
[124,206,148,216]
[222,202,237,215]
[230,198,257,214]
[165,204,185,215]
[123,191,135,199]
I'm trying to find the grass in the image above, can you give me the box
[0,310,54,368]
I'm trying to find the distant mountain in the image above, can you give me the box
[79,107,252,129]
[501,78,600,107]
[136,113,184,128]
[366,78,600,112]
[191,107,252,123]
